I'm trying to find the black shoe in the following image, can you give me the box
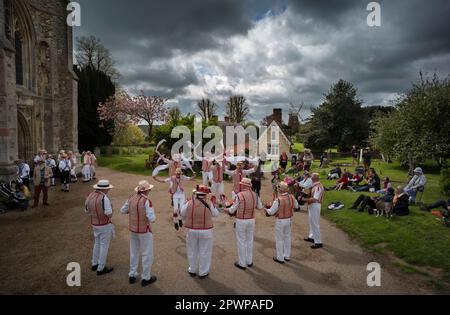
[97,266,114,276]
[188,272,197,277]
[284,258,291,262]
[420,206,429,211]
[179,220,183,228]
[91,265,98,271]
[141,276,157,287]
[234,262,246,270]
[174,223,179,231]
[129,276,136,284]
[198,274,209,279]
[273,257,285,264]
[247,263,253,268]
[311,244,323,249]
[304,237,314,243]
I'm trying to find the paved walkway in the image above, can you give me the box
[0,168,433,294]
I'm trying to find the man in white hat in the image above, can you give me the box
[265,182,299,263]
[58,153,72,192]
[227,178,263,270]
[405,167,427,204]
[154,168,195,231]
[181,185,220,279]
[85,179,115,276]
[225,161,257,200]
[120,180,157,286]
[304,173,324,249]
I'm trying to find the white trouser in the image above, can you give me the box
[275,218,292,261]
[211,181,226,204]
[82,165,91,181]
[308,203,322,244]
[92,224,114,271]
[202,171,212,186]
[90,165,96,179]
[235,219,255,267]
[70,167,77,180]
[129,232,153,280]
[186,229,213,276]
[173,192,186,223]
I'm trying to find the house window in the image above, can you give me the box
[271,129,277,141]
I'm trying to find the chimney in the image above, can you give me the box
[224,116,230,123]
[273,108,282,126]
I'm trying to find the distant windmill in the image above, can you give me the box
[288,101,311,123]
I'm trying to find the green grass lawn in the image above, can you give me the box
[99,152,450,290]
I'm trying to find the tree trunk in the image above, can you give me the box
[148,123,153,142]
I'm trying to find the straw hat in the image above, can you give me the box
[175,168,183,175]
[304,149,311,154]
[134,180,154,193]
[278,182,289,192]
[59,150,65,154]
[39,149,47,154]
[240,178,253,187]
[93,179,114,190]
[193,184,211,195]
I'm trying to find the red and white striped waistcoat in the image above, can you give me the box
[169,161,180,177]
[202,160,210,172]
[212,164,223,183]
[277,193,295,219]
[128,194,152,234]
[86,191,111,226]
[236,189,257,220]
[184,199,213,230]
[311,182,324,204]
[233,169,244,193]
[84,155,91,165]
[169,175,185,194]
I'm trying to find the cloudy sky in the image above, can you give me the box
[74,0,450,122]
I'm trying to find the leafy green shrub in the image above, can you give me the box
[440,167,450,195]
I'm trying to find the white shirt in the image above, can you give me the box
[17,163,30,178]
[180,197,220,218]
[59,159,72,171]
[299,177,313,189]
[311,183,324,204]
[165,175,191,195]
[228,190,263,215]
[45,159,56,168]
[266,193,300,216]
[120,197,156,222]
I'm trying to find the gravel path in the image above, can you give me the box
[0,167,433,294]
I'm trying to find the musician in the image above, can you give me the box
[304,173,325,249]
[227,178,263,270]
[120,180,157,286]
[265,182,299,263]
[181,185,220,279]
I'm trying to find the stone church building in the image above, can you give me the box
[0,0,77,180]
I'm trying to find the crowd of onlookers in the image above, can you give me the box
[5,149,98,211]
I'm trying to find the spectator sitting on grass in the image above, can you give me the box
[348,172,363,187]
[376,177,392,194]
[349,169,380,193]
[420,190,450,213]
[326,169,351,191]
[349,187,395,212]
[392,186,410,216]
[404,167,427,204]
[327,166,342,180]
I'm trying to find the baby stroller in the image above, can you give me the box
[0,178,29,213]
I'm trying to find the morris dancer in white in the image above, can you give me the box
[181,185,220,279]
[85,179,115,276]
[154,168,195,230]
[209,158,227,208]
[82,151,91,182]
[225,161,257,200]
[304,173,325,249]
[265,182,299,264]
[68,151,78,183]
[200,152,213,186]
[89,151,97,181]
[227,178,263,270]
[120,180,157,286]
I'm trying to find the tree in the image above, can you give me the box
[197,98,217,121]
[75,35,119,80]
[98,91,168,142]
[167,106,182,124]
[75,65,115,152]
[304,79,368,152]
[113,124,146,146]
[371,73,450,171]
[226,95,249,123]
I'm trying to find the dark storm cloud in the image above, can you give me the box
[74,0,450,121]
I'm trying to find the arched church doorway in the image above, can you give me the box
[17,111,32,163]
